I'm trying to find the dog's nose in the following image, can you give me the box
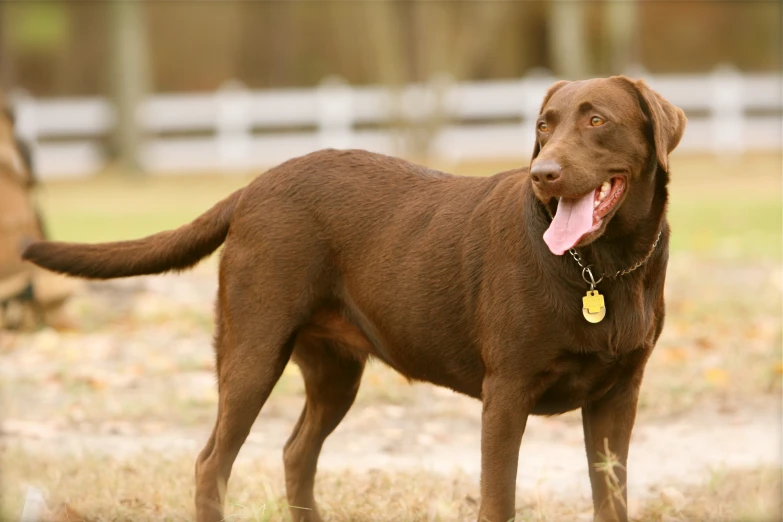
[530,160,562,187]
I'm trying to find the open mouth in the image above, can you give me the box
[591,175,626,229]
[543,176,626,255]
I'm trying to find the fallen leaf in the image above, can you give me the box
[85,376,108,391]
[704,367,729,387]
[48,502,94,522]
[661,347,689,364]
[658,486,686,511]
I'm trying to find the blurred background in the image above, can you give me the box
[0,0,781,177]
[1,2,782,521]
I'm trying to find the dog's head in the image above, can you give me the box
[530,76,686,255]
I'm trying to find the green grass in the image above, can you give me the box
[36,154,782,261]
[36,174,254,243]
[668,198,781,260]
[666,154,782,260]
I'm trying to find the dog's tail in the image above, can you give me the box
[22,189,244,279]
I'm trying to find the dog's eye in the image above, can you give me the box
[538,122,548,133]
[590,116,605,127]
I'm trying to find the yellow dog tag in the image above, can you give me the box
[582,290,606,323]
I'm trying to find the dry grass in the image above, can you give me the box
[637,255,782,417]
[0,446,780,522]
[636,466,782,522]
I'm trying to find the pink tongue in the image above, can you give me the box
[543,192,596,255]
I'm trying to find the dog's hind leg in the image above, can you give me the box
[283,337,365,522]
[194,292,299,522]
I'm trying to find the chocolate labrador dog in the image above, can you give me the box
[24,76,685,522]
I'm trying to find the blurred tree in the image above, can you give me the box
[0,2,12,92]
[638,1,781,73]
[109,0,150,173]
[4,1,781,96]
[147,2,244,92]
[603,0,638,75]
[3,2,70,94]
[364,2,408,86]
[238,2,297,88]
[70,4,110,96]
[411,1,516,81]
[548,0,589,79]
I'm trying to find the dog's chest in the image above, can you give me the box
[531,351,632,415]
[549,276,659,353]
[529,290,659,415]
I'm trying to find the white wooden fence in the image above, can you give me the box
[8,66,782,180]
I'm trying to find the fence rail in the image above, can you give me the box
[9,67,782,180]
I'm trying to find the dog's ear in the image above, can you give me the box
[627,78,687,173]
[16,138,36,186]
[531,80,569,161]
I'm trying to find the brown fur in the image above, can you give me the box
[23,76,686,522]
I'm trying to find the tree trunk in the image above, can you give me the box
[109,0,150,174]
[548,0,588,79]
[0,2,14,92]
[605,0,638,74]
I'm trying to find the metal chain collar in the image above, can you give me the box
[568,228,663,286]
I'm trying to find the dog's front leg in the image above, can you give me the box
[477,375,544,522]
[582,351,649,522]
[581,392,637,522]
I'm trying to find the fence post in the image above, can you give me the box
[710,64,744,157]
[9,89,39,165]
[400,74,450,160]
[216,79,253,171]
[317,75,353,150]
[425,72,456,163]
[19,486,46,522]
[399,83,431,158]
[623,62,650,80]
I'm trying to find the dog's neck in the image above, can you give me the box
[525,160,669,286]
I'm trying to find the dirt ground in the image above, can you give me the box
[1,249,781,520]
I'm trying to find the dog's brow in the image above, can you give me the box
[578,102,594,114]
[540,109,559,124]
[576,99,620,121]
